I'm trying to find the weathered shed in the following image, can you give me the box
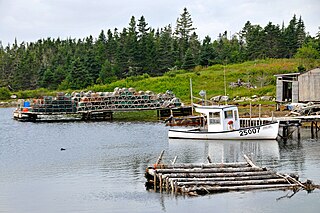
[298,68,320,102]
[275,68,320,103]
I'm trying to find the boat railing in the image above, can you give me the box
[240,117,273,128]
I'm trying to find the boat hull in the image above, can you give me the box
[168,122,279,140]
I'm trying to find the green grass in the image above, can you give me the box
[7,58,320,104]
[112,110,159,122]
[88,58,320,104]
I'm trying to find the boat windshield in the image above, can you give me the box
[224,110,233,119]
[209,112,220,124]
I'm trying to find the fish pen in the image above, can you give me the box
[145,151,319,196]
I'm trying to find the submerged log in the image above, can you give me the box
[181,184,300,194]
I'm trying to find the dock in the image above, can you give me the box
[145,151,318,196]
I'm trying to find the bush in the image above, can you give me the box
[16,88,52,99]
[0,87,11,100]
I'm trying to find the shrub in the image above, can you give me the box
[0,87,11,100]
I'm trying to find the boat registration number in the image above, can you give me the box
[239,127,260,136]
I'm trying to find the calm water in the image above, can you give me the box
[0,108,320,213]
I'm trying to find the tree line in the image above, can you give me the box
[0,8,319,91]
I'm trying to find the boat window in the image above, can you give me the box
[234,110,238,121]
[224,110,233,119]
[209,112,220,124]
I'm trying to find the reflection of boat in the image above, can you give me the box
[168,104,279,140]
[168,139,280,163]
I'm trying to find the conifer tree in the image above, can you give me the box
[175,7,196,65]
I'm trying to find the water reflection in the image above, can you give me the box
[168,139,280,166]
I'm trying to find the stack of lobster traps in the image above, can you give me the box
[74,88,180,112]
[28,88,181,113]
[32,92,77,113]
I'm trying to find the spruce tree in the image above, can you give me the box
[182,48,195,70]
[175,7,196,65]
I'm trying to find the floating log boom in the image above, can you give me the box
[145,152,316,196]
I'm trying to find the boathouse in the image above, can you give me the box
[275,68,320,103]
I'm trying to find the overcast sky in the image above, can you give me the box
[1,0,319,46]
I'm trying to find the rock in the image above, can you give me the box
[210,95,222,102]
[260,96,272,101]
[220,96,229,102]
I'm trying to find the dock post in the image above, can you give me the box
[282,125,288,141]
[154,172,157,191]
[311,121,315,139]
[297,126,301,141]
[159,174,163,193]
[314,121,320,138]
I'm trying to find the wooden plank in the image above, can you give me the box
[181,184,299,193]
[176,178,288,186]
[159,162,248,169]
[161,171,276,178]
[155,167,264,174]
[169,174,279,182]
[155,150,165,165]
[243,154,259,168]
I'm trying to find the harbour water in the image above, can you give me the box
[0,107,320,213]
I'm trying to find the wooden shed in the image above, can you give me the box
[298,68,320,102]
[275,68,320,103]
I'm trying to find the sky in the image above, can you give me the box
[0,0,319,46]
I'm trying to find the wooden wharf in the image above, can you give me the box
[145,151,318,196]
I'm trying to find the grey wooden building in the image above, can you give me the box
[275,68,320,103]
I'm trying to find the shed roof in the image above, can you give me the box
[274,73,300,77]
[299,68,320,76]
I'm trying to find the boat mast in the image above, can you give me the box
[190,78,194,115]
[224,65,227,105]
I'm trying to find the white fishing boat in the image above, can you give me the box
[168,104,279,140]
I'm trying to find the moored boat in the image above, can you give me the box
[168,104,279,140]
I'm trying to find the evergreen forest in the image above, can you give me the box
[1,8,320,93]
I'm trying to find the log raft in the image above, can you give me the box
[145,152,318,196]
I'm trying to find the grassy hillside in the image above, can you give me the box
[88,58,320,104]
[9,58,320,104]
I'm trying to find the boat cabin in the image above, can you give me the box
[195,105,240,132]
